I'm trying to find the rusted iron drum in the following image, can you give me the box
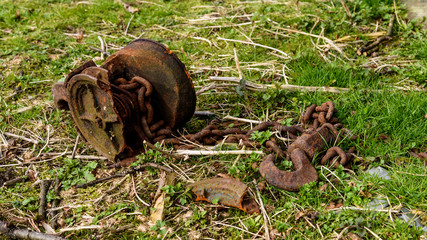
[52,39,196,160]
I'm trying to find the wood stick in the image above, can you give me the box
[75,162,172,188]
[272,26,349,60]
[0,220,66,240]
[357,14,395,56]
[65,155,107,160]
[217,37,290,59]
[253,180,270,240]
[175,149,264,156]
[59,225,101,233]
[70,135,80,159]
[223,115,263,124]
[0,149,69,168]
[386,14,396,37]
[143,140,184,160]
[331,206,399,213]
[49,178,62,229]
[131,175,150,206]
[209,76,349,93]
[39,180,52,220]
[233,48,243,79]
[3,132,39,144]
[364,226,383,240]
[339,0,352,20]
[1,175,28,188]
[194,111,216,118]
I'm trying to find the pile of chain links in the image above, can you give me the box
[157,101,357,169]
[111,76,173,143]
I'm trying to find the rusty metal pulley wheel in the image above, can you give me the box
[52,39,196,160]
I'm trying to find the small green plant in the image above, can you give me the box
[250,130,273,145]
[53,159,98,190]
[162,183,192,206]
[150,220,167,235]
[133,142,167,166]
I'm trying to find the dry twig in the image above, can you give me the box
[75,162,172,188]
[0,220,65,240]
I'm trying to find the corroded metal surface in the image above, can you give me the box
[52,39,196,160]
[53,42,358,194]
[189,177,260,214]
[67,73,126,160]
[258,102,357,191]
[259,150,318,192]
[259,123,337,192]
[101,39,196,128]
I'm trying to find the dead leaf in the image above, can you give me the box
[270,228,281,240]
[23,150,33,162]
[150,193,165,223]
[257,181,266,192]
[348,181,356,187]
[150,173,176,223]
[56,217,66,228]
[325,202,335,210]
[10,56,22,65]
[360,190,371,198]
[189,230,201,240]
[137,223,149,233]
[346,232,362,240]
[61,188,77,199]
[418,152,427,159]
[295,211,306,220]
[378,134,389,140]
[251,162,258,170]
[15,10,21,20]
[75,28,85,42]
[180,210,193,223]
[28,170,37,182]
[319,183,328,192]
[49,54,60,60]
[124,3,139,13]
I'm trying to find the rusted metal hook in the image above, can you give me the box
[259,150,318,192]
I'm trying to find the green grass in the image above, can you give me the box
[1,0,426,239]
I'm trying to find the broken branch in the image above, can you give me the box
[0,220,66,240]
[75,162,172,188]
[39,180,52,220]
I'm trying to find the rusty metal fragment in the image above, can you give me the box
[320,146,348,167]
[189,177,260,214]
[259,151,318,192]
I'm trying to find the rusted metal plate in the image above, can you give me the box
[67,73,126,160]
[189,177,260,214]
[52,81,69,110]
[101,39,196,128]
